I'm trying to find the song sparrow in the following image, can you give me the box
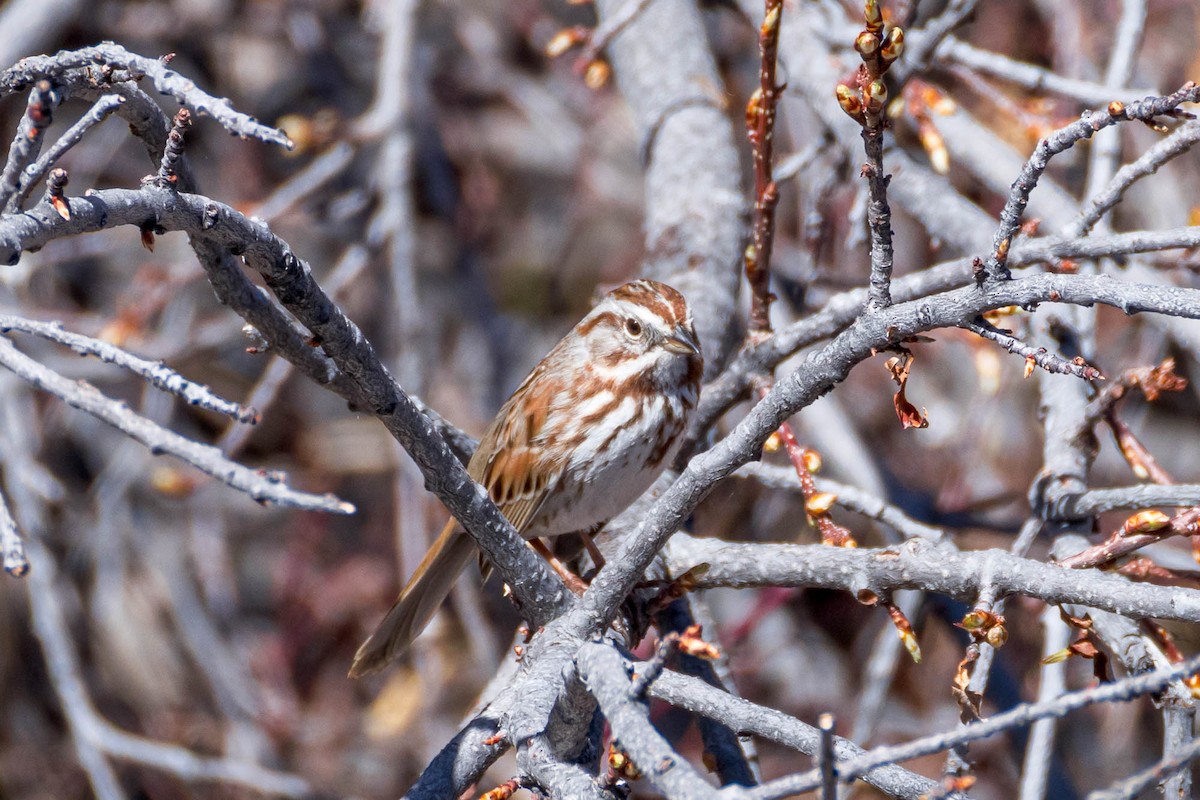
[350,279,702,676]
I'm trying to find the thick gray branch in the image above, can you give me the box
[667,534,1200,625]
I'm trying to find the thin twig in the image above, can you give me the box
[1083,0,1149,214]
[0,43,292,148]
[154,107,191,186]
[983,82,1200,282]
[668,534,1200,625]
[736,463,945,541]
[836,2,903,310]
[893,0,979,80]
[745,651,1200,799]
[649,668,942,798]
[1057,506,1200,569]
[1016,606,1070,800]
[0,314,258,423]
[10,93,125,211]
[1087,735,1200,800]
[25,537,311,798]
[0,79,57,210]
[581,0,659,64]
[963,316,1102,380]
[744,0,783,334]
[0,337,351,514]
[0,191,568,623]
[1048,484,1200,518]
[251,141,355,222]
[1074,120,1200,237]
[654,597,759,786]
[578,642,731,800]
[687,225,1200,450]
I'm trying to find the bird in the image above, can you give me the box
[349,279,703,677]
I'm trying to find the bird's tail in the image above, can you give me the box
[349,519,476,677]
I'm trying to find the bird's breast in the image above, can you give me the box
[527,391,689,537]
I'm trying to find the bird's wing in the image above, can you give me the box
[469,365,567,534]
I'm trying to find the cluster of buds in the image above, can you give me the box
[957,608,1008,649]
[607,743,641,781]
[836,0,904,126]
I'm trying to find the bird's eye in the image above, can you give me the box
[624,318,643,338]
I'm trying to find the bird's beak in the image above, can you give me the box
[662,326,701,355]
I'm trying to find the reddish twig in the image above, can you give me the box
[1120,559,1200,590]
[745,2,854,553]
[744,0,784,335]
[772,407,855,547]
[1057,507,1200,569]
[1088,359,1188,420]
[1089,359,1194,558]
[1106,412,1173,485]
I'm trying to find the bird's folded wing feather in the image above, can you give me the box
[470,368,567,578]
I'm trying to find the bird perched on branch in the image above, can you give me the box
[350,279,703,677]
